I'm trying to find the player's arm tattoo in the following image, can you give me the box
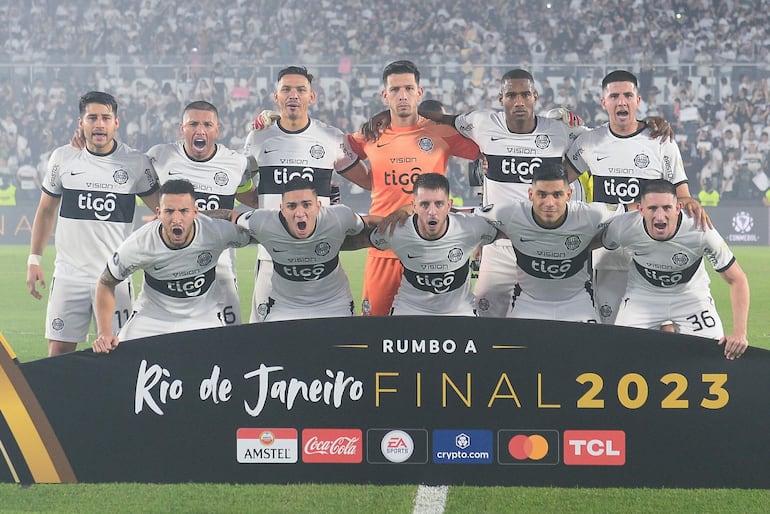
[99,266,122,288]
[202,209,236,221]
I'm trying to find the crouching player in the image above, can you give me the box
[602,179,749,360]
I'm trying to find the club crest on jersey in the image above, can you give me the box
[447,248,463,263]
[214,172,229,186]
[672,252,689,266]
[418,137,434,152]
[634,154,650,168]
[315,242,331,256]
[564,235,581,251]
[197,252,213,267]
[535,135,550,149]
[310,144,325,159]
[113,168,129,184]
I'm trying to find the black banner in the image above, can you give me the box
[1,318,769,487]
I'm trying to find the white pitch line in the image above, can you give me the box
[413,484,448,514]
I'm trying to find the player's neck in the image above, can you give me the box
[279,117,310,132]
[391,112,420,128]
[610,120,645,137]
[506,117,536,134]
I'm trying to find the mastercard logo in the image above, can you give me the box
[508,434,550,460]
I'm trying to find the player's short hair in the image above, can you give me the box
[382,60,420,85]
[79,91,118,115]
[419,99,445,113]
[160,178,196,197]
[532,162,569,184]
[501,69,535,85]
[414,173,449,196]
[183,100,218,118]
[277,66,313,85]
[283,177,317,196]
[602,70,638,91]
[640,179,676,198]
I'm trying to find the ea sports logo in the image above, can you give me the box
[508,434,550,461]
[381,430,414,463]
[732,211,754,233]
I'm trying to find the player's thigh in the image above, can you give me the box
[474,243,517,317]
[214,275,241,326]
[614,295,664,330]
[593,269,628,324]
[250,261,274,323]
[674,295,725,339]
[362,257,402,316]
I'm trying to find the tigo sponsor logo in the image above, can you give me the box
[433,429,493,464]
[302,428,363,463]
[498,430,559,465]
[563,430,625,466]
[237,428,298,463]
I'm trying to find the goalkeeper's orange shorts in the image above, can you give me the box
[361,255,402,316]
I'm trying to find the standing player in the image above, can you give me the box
[368,173,498,315]
[566,70,705,325]
[147,101,258,326]
[242,66,369,322]
[602,180,749,360]
[26,91,159,357]
[478,164,613,321]
[92,179,252,352]
[225,178,377,321]
[346,60,481,316]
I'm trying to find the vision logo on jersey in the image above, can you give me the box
[498,430,559,465]
[563,430,625,466]
[367,429,428,464]
[302,429,362,463]
[237,428,298,463]
[433,430,493,464]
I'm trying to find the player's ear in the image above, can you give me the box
[528,187,534,201]
[308,89,317,105]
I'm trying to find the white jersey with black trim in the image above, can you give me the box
[454,111,586,205]
[478,201,614,301]
[236,205,365,309]
[44,142,158,281]
[603,211,734,296]
[147,141,251,276]
[107,215,251,319]
[370,213,497,315]
[242,119,360,261]
[567,123,689,270]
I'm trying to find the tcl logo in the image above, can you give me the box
[301,429,362,463]
[563,430,625,466]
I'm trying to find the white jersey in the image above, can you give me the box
[236,205,365,312]
[454,111,585,205]
[44,142,158,281]
[370,213,497,315]
[478,201,613,301]
[242,119,360,261]
[567,123,689,271]
[603,211,735,296]
[107,215,251,320]
[147,141,252,276]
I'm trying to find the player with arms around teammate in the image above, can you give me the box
[242,66,369,322]
[566,70,706,325]
[148,101,258,326]
[602,180,749,360]
[92,179,252,353]
[225,178,377,322]
[27,91,159,356]
[346,60,481,316]
[478,163,613,322]
[367,173,498,315]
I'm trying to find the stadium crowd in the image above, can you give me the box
[1,0,770,205]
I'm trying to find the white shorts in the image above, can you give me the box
[213,260,241,326]
[615,291,724,339]
[250,259,273,323]
[593,269,628,325]
[474,241,518,318]
[45,276,133,344]
[510,286,597,322]
[118,309,225,342]
[263,297,355,322]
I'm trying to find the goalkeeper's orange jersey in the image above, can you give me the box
[348,118,479,258]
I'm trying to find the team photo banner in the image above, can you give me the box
[1,317,768,488]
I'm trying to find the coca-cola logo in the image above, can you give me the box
[301,429,363,463]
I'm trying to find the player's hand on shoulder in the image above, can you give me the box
[681,197,713,230]
[378,205,412,236]
[361,110,391,142]
[544,107,584,127]
[253,110,281,131]
[70,128,86,150]
[645,116,674,143]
